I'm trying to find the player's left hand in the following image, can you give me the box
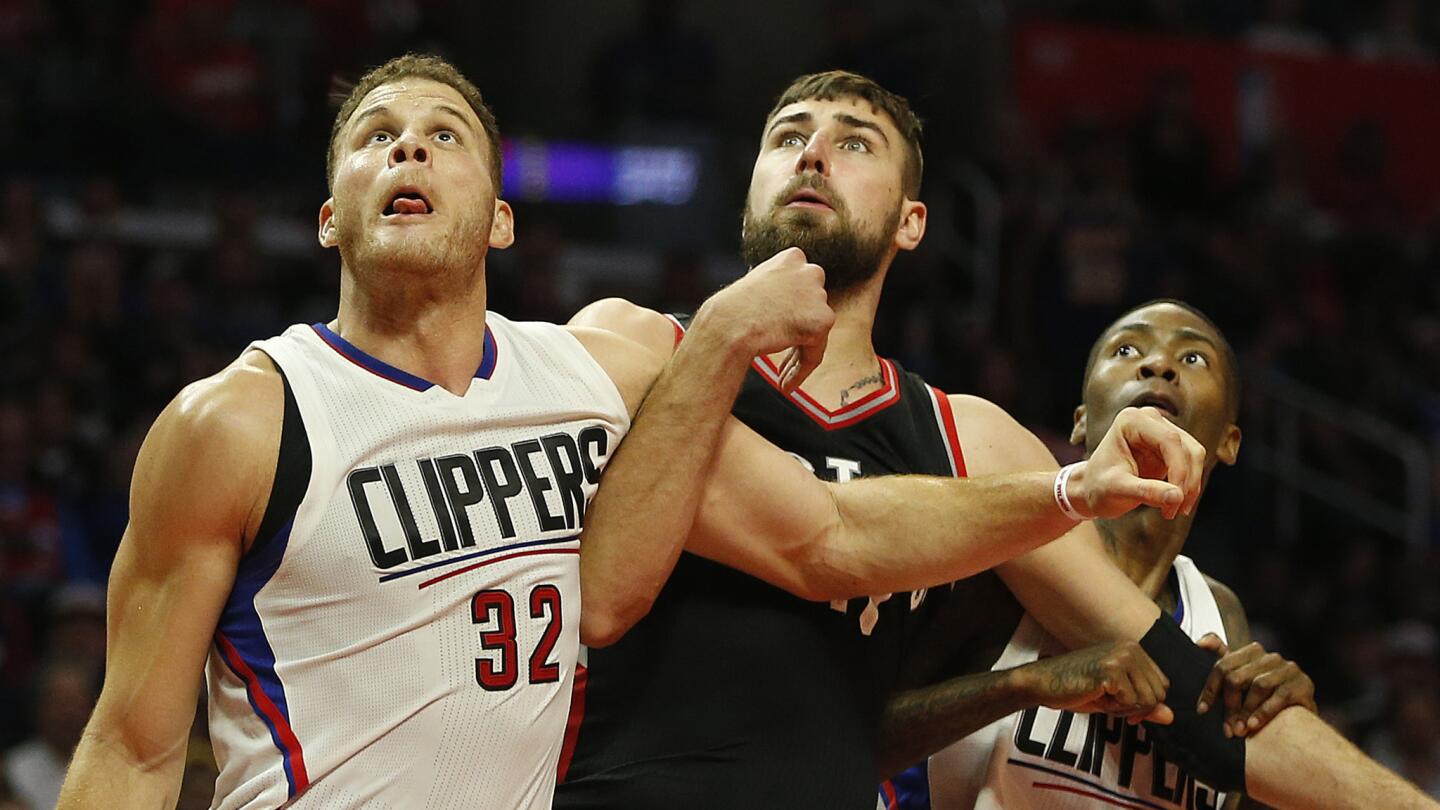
[1194,634,1317,738]
[1068,406,1205,520]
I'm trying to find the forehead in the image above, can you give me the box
[765,96,901,139]
[346,78,479,132]
[1101,303,1218,344]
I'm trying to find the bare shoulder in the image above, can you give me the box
[569,297,681,358]
[946,393,1060,475]
[132,350,285,549]
[563,325,664,417]
[1202,573,1253,647]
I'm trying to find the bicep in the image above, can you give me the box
[684,416,837,598]
[88,374,272,763]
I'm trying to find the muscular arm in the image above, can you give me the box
[59,353,280,808]
[994,490,1435,808]
[570,252,832,646]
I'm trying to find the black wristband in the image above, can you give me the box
[1138,615,1247,792]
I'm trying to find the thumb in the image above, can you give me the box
[1143,702,1175,726]
[1094,475,1184,518]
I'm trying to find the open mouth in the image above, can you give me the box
[784,188,833,210]
[1131,392,1180,417]
[383,188,433,216]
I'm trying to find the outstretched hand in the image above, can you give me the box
[1068,406,1206,520]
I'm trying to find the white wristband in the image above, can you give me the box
[1053,462,1087,522]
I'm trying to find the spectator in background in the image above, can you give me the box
[43,585,105,668]
[2,657,99,810]
[588,0,718,134]
[1354,0,1434,64]
[1130,71,1213,220]
[1245,0,1328,56]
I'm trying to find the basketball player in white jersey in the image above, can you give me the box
[574,71,1437,808]
[57,55,1213,810]
[922,300,1315,809]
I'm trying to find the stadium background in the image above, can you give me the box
[2,0,1439,806]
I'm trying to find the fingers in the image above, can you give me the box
[1196,632,1228,657]
[781,332,828,392]
[1116,408,1205,518]
[1194,633,1228,714]
[1136,410,1199,518]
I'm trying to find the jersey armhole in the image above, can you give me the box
[664,313,687,347]
[248,364,313,562]
[927,386,968,478]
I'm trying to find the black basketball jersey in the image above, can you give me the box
[555,315,967,810]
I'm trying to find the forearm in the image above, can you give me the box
[59,729,186,809]
[998,529,1162,647]
[579,314,753,645]
[815,471,1081,597]
[877,667,1031,778]
[1244,707,1435,809]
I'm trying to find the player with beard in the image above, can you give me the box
[56,56,1208,810]
[557,72,1439,810]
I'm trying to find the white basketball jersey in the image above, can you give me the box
[204,314,629,810]
[929,556,1229,810]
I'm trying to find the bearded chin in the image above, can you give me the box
[740,208,893,301]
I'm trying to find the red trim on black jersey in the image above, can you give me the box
[556,663,588,783]
[928,386,968,477]
[751,355,902,431]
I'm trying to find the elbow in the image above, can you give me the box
[782,504,863,603]
[579,594,653,648]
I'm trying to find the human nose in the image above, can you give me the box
[794,132,831,177]
[1138,354,1177,383]
[388,131,430,169]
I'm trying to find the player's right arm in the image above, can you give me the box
[58,352,281,809]
[877,640,1168,778]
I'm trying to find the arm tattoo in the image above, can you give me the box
[876,669,1028,778]
[839,371,884,406]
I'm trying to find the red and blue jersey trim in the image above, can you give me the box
[215,519,309,798]
[310,322,498,391]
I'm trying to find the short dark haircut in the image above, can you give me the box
[1084,298,1242,421]
[327,54,502,194]
[765,70,924,197]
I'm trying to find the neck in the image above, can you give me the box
[334,260,490,395]
[770,270,886,409]
[1094,508,1195,605]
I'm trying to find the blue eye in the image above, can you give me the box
[778,132,805,148]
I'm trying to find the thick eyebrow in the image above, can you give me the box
[766,111,812,138]
[835,112,890,146]
[1174,326,1221,352]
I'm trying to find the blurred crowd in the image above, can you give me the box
[2,0,1439,807]
[1028,0,1440,62]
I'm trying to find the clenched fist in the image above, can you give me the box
[690,247,834,390]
